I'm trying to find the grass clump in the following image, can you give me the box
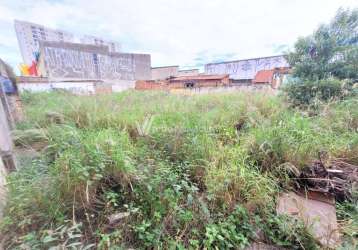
[1,90,357,249]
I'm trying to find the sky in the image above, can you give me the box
[0,0,357,71]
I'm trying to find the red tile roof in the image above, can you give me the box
[253,70,274,83]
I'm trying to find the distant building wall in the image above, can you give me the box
[39,41,151,81]
[177,69,199,76]
[205,55,289,81]
[151,66,179,80]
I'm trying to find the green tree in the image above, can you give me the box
[286,8,358,81]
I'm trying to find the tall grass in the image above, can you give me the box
[1,90,357,248]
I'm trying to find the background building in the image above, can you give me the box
[151,66,200,80]
[151,66,179,80]
[14,20,74,65]
[14,20,122,66]
[80,35,121,53]
[205,55,289,83]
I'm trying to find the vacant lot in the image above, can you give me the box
[1,90,357,249]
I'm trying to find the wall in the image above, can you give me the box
[135,80,167,90]
[18,80,136,95]
[0,159,6,221]
[18,81,97,95]
[112,80,135,92]
[170,85,277,95]
[0,97,11,223]
[151,66,179,80]
[0,97,12,154]
[177,69,199,76]
[40,41,151,81]
[205,55,289,80]
[136,76,230,90]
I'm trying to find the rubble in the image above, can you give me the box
[295,158,358,201]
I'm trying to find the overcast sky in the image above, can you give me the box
[0,0,357,70]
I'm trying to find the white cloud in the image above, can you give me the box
[0,0,357,70]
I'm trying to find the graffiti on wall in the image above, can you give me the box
[44,47,97,79]
[42,45,151,80]
[205,56,289,80]
[98,54,136,80]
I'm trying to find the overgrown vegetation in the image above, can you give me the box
[1,90,357,249]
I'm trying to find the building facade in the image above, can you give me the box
[205,55,289,83]
[14,20,74,65]
[80,35,121,53]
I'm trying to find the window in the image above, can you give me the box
[184,82,195,88]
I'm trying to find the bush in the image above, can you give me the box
[282,78,355,106]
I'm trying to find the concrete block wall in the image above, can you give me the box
[151,66,178,80]
[39,41,151,81]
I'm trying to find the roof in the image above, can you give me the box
[170,74,229,81]
[253,70,274,83]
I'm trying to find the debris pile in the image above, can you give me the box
[296,158,358,201]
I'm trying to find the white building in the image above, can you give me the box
[205,55,289,82]
[80,35,121,53]
[14,20,74,65]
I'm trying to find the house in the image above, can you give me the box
[253,67,290,88]
[136,74,230,90]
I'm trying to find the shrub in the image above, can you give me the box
[282,78,355,106]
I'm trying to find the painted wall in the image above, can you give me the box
[40,41,151,81]
[18,80,135,95]
[205,55,289,80]
[18,82,97,95]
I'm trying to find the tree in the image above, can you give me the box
[286,8,358,81]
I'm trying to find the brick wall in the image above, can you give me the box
[136,75,230,90]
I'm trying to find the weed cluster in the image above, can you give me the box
[1,91,357,249]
